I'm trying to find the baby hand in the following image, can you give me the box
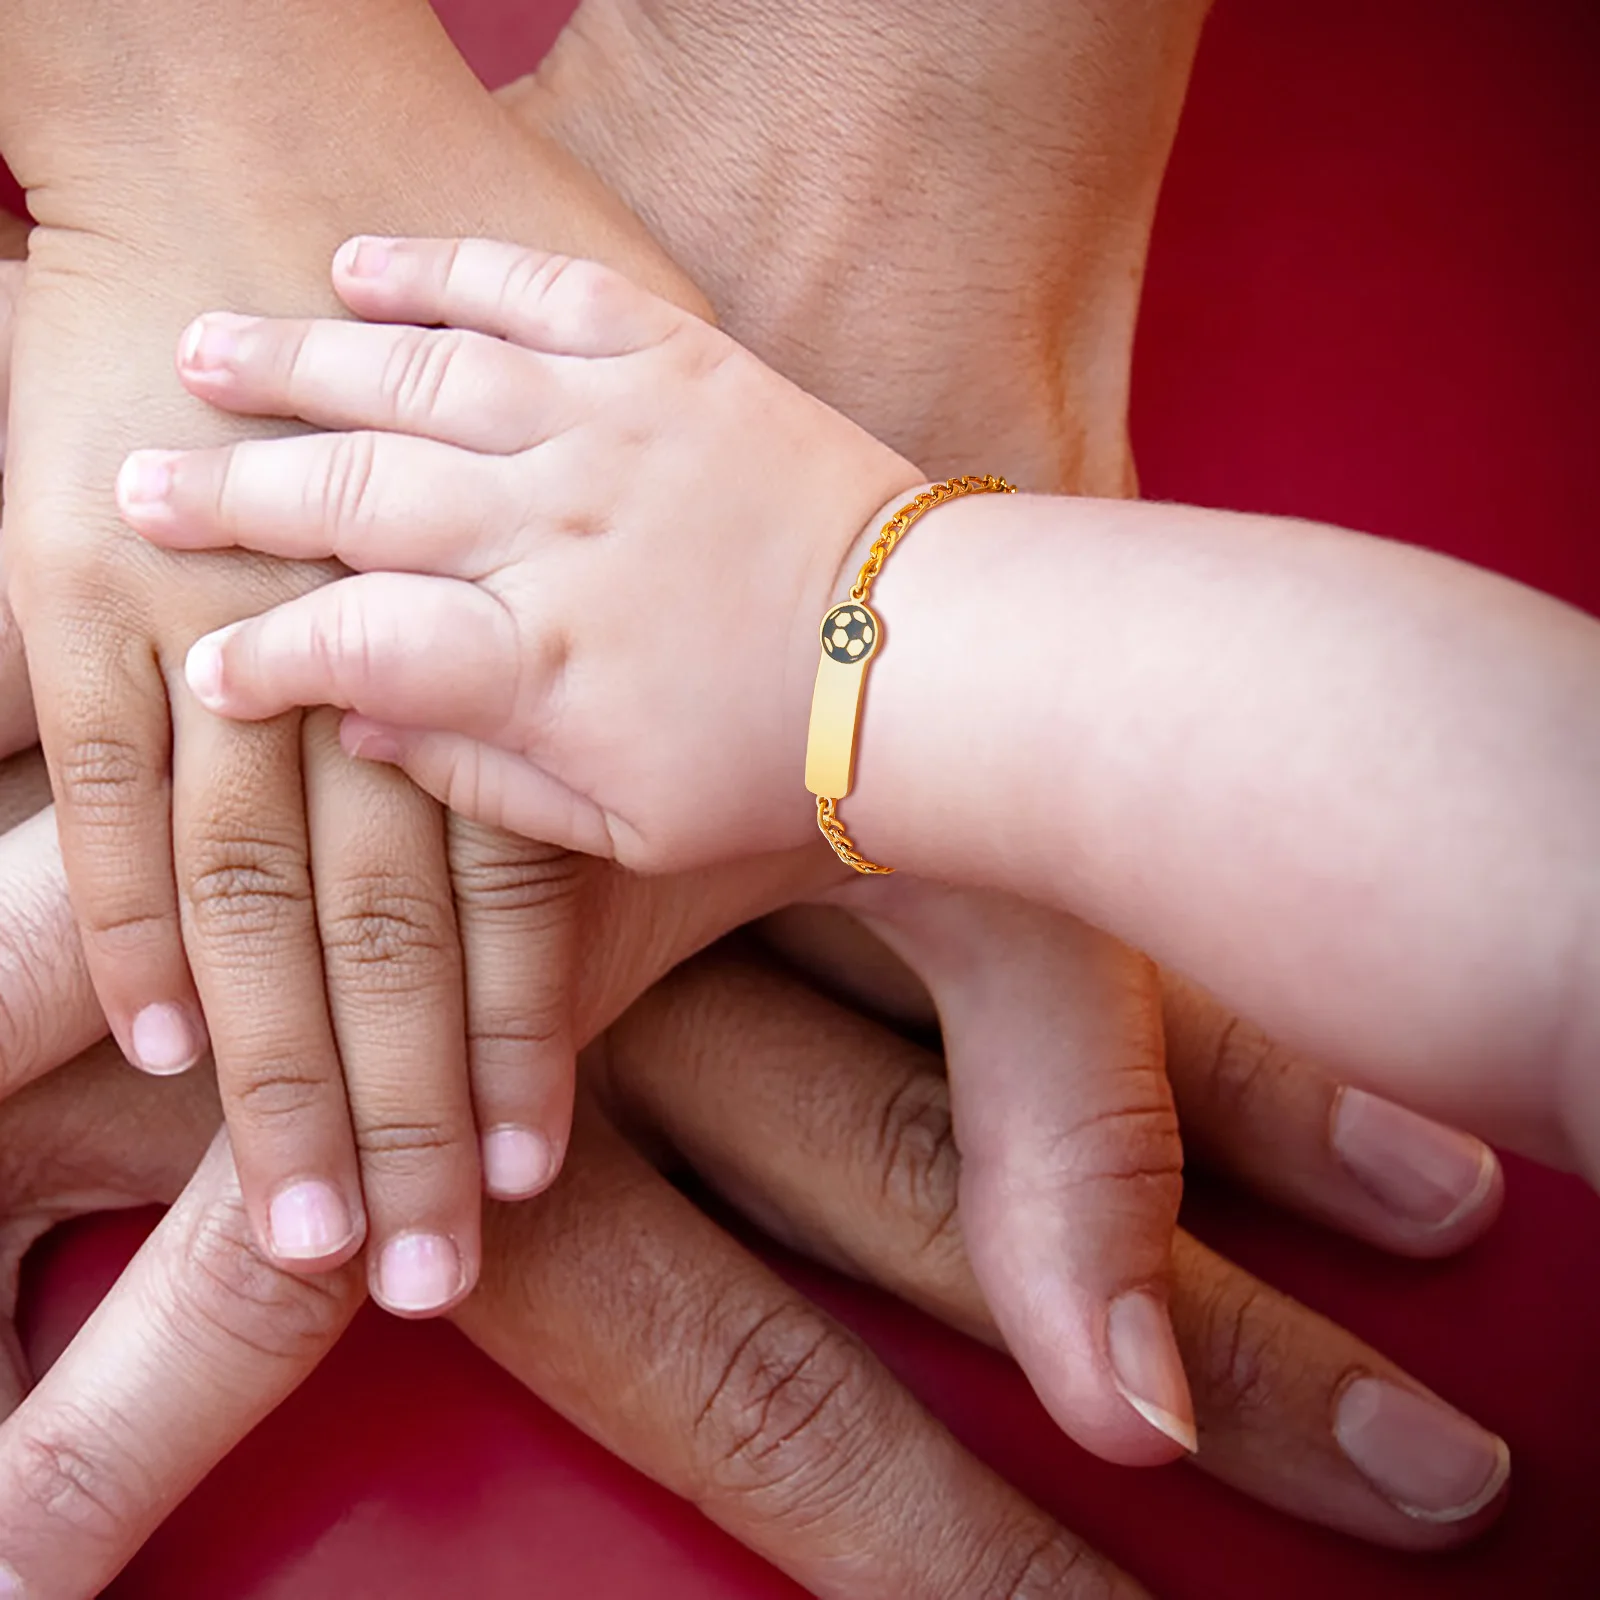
[116,236,921,871]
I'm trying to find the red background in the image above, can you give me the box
[6,0,1600,1594]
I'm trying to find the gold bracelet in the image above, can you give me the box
[804,474,1016,873]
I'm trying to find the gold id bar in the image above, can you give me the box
[805,652,869,798]
[806,598,882,798]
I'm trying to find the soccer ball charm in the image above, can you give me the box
[820,602,881,665]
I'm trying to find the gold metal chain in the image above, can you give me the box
[849,474,1015,604]
[813,473,1016,874]
[816,795,895,875]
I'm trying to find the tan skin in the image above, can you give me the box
[0,0,1514,1590]
[0,769,1507,1598]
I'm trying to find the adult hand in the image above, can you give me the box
[0,838,1508,1597]
[0,0,709,1307]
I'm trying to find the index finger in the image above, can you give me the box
[0,1133,361,1596]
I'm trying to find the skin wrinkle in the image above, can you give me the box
[521,0,1207,494]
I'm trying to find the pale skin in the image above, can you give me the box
[120,234,1600,1191]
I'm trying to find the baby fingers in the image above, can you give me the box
[326,235,683,358]
[117,430,528,578]
[182,572,533,740]
[338,720,619,860]
[170,309,586,452]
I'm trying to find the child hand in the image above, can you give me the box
[116,236,922,871]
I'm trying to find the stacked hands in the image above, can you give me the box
[0,1,1596,1596]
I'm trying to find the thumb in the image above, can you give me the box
[854,879,1193,1465]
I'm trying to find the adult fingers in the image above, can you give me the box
[330,235,682,357]
[599,947,1511,1546]
[8,548,207,1080]
[118,430,527,575]
[169,697,364,1270]
[446,814,579,1200]
[302,711,480,1316]
[168,309,579,452]
[1162,972,1503,1257]
[455,1097,1145,1600]
[0,1133,363,1599]
[856,884,1191,1465]
[181,574,528,739]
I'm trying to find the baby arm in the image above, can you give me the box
[117,235,1600,1182]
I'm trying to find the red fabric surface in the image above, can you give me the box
[8,0,1600,1594]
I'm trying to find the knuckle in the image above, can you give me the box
[185,826,312,946]
[514,251,613,340]
[380,327,467,427]
[10,1407,147,1545]
[1202,1014,1293,1120]
[959,1527,1112,1600]
[873,1067,963,1259]
[226,1062,333,1128]
[177,1197,355,1363]
[351,1112,469,1182]
[1188,1278,1283,1421]
[451,835,582,932]
[319,875,456,987]
[53,731,154,821]
[693,1300,888,1515]
[307,430,380,539]
[1023,1100,1185,1197]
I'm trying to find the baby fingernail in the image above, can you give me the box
[336,236,394,280]
[116,449,179,509]
[482,1126,556,1199]
[1335,1375,1509,1522]
[1108,1289,1198,1453]
[129,1002,204,1075]
[178,311,255,373]
[0,1557,25,1597]
[376,1232,463,1314]
[1332,1087,1499,1229]
[185,628,235,710]
[269,1180,356,1260]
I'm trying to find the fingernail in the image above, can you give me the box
[1336,1375,1509,1522]
[178,311,254,373]
[115,449,179,510]
[482,1126,556,1198]
[185,627,235,711]
[1107,1289,1198,1453]
[336,236,394,280]
[129,1002,203,1075]
[1332,1087,1498,1229]
[0,1557,25,1597]
[376,1232,463,1313]
[268,1179,356,1260]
